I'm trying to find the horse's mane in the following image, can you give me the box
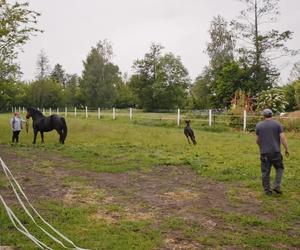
[27,107,44,116]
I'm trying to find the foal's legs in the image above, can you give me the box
[186,136,191,144]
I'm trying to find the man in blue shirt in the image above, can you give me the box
[255,109,289,195]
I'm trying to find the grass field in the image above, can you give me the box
[0,113,300,249]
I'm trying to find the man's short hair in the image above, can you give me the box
[262,109,273,118]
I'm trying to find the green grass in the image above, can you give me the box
[0,113,300,249]
[0,202,161,250]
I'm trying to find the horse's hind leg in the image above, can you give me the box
[40,132,44,144]
[56,129,63,144]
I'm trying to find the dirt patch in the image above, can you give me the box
[0,145,71,203]
[163,237,204,250]
[0,144,266,249]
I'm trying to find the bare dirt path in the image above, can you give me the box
[0,145,266,249]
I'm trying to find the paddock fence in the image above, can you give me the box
[10,106,300,132]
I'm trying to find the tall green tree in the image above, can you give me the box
[0,81,28,111]
[129,44,163,110]
[114,81,136,108]
[130,43,190,110]
[80,40,121,108]
[294,80,300,110]
[232,0,297,93]
[283,83,297,111]
[25,79,64,108]
[198,15,236,108]
[288,62,300,82]
[64,74,81,107]
[51,63,66,87]
[36,50,51,80]
[0,0,41,110]
[206,15,235,74]
[191,74,212,109]
[213,61,245,108]
[0,0,41,80]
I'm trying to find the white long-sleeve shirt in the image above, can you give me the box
[10,117,25,131]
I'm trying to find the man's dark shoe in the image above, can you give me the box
[265,190,272,196]
[273,189,282,195]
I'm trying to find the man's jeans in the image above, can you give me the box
[260,152,284,192]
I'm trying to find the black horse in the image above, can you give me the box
[26,107,68,144]
[184,120,197,145]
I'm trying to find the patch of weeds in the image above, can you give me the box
[221,168,235,175]
[62,175,89,185]
[105,204,124,213]
[161,216,186,231]
[160,216,206,243]
[225,213,266,227]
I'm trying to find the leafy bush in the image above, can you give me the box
[256,88,288,113]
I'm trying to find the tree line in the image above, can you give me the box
[1,0,300,113]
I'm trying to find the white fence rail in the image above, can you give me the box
[10,106,300,131]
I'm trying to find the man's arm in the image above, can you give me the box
[280,132,289,157]
[256,135,260,146]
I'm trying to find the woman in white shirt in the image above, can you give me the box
[10,112,26,143]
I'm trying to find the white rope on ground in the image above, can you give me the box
[0,195,51,249]
[1,161,71,249]
[0,157,89,250]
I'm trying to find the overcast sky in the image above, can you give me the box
[18,0,300,84]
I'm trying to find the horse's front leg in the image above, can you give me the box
[33,129,38,144]
[40,131,44,144]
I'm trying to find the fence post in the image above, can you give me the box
[129,108,132,120]
[85,106,88,118]
[18,107,21,113]
[113,107,116,120]
[65,107,67,117]
[243,110,247,131]
[49,108,52,115]
[74,107,77,117]
[177,109,180,126]
[97,108,101,119]
[42,108,45,114]
[14,107,17,113]
[56,107,59,114]
[209,109,212,127]
[22,107,25,114]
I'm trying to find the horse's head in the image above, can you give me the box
[26,107,32,119]
[26,107,44,120]
[185,120,191,125]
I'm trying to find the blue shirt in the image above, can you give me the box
[255,119,283,154]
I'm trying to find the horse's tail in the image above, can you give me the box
[61,117,68,143]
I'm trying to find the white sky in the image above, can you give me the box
[18,0,300,84]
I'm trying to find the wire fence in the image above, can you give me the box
[10,106,300,132]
